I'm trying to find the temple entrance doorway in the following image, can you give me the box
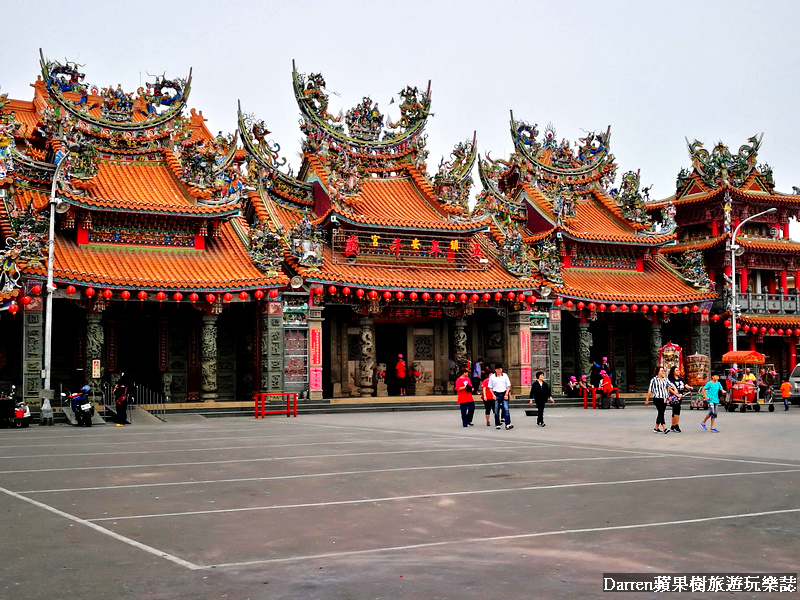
[116,318,160,392]
[375,322,408,395]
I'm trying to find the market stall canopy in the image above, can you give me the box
[721,350,765,365]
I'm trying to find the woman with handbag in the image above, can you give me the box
[528,371,555,427]
[645,366,679,434]
[667,366,692,433]
[455,366,475,427]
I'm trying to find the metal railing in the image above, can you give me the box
[737,292,799,315]
[132,384,167,422]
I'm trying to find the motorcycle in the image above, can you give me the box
[66,385,95,427]
[1,385,28,428]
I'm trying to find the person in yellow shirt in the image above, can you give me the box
[779,378,791,411]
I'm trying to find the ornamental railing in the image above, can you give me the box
[737,292,799,315]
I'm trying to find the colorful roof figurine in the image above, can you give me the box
[237,63,536,298]
[474,113,716,306]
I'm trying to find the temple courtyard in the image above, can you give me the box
[1,406,798,599]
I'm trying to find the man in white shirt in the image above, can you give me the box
[488,363,514,430]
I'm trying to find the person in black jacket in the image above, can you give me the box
[528,371,555,427]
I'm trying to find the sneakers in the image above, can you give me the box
[505,424,514,430]
[468,422,474,426]
[699,422,707,430]
[496,425,502,430]
[663,428,669,434]
[711,428,720,433]
[671,425,681,433]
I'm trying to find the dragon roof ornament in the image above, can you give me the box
[509,111,616,185]
[678,134,771,191]
[39,49,192,132]
[609,170,652,226]
[432,134,477,215]
[292,61,432,151]
[472,154,526,222]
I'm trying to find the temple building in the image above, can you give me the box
[0,53,285,406]
[475,115,716,392]
[238,64,544,399]
[648,136,800,375]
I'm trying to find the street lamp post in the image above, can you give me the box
[41,152,70,423]
[730,206,778,351]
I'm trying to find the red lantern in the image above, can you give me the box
[795,329,800,336]
[156,291,167,302]
[174,292,183,301]
[383,291,392,300]
[759,326,767,334]
[447,293,456,302]
[712,314,720,322]
[692,305,699,313]
[641,304,648,312]
[189,293,199,302]
[577,301,585,310]
[517,293,526,302]
[254,290,264,299]
[66,285,77,296]
[742,325,750,333]
[778,328,784,336]
[206,294,216,303]
[671,306,680,314]
[137,291,147,301]
[220,292,231,302]
[507,292,516,300]
[768,327,776,335]
[102,289,112,299]
[620,304,628,312]
[482,293,491,302]
[599,303,607,311]
[609,304,617,312]
[652,305,659,313]
[410,291,418,301]
[723,320,731,327]
[662,305,669,313]
[682,306,689,313]
[494,292,503,301]
[21,295,31,306]
[120,290,131,301]
[369,290,378,299]
[701,308,709,315]
[31,284,42,295]
[588,302,597,311]
[85,287,95,298]
[356,289,365,298]
[736,323,741,330]
[630,304,638,312]
[470,294,479,303]
[328,286,337,295]
[342,287,351,296]
[7,302,18,315]
[314,286,324,295]
[527,295,535,303]
[459,293,468,302]
[396,291,404,300]
[565,300,574,308]
[553,297,563,306]
[422,292,430,301]
[238,291,248,301]
[268,289,278,299]
[435,293,443,302]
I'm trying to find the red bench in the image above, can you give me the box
[582,386,620,409]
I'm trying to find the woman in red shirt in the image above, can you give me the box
[455,366,475,427]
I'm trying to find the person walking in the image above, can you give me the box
[700,372,724,432]
[528,370,555,427]
[645,365,678,434]
[395,354,407,396]
[480,367,493,425]
[779,377,791,411]
[471,358,483,391]
[112,376,130,427]
[667,366,692,433]
[488,363,513,430]
[455,367,475,427]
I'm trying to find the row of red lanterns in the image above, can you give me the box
[554,297,706,315]
[313,285,535,304]
[715,319,799,337]
[19,285,280,303]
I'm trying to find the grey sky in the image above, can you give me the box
[4,1,799,232]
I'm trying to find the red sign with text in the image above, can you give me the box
[310,367,322,390]
[310,328,322,366]
[520,329,530,365]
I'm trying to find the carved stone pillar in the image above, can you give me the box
[260,302,283,393]
[22,299,44,406]
[358,317,375,397]
[578,322,592,380]
[506,311,530,393]
[651,322,662,371]
[454,319,468,365]
[549,308,562,394]
[200,314,218,400]
[86,312,104,387]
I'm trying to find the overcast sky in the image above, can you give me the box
[4,1,800,231]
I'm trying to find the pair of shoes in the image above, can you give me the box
[505,424,514,430]
[699,422,707,430]
[540,423,546,427]
[674,425,681,433]
[495,425,502,430]
[711,428,720,433]
[463,424,469,427]
[663,428,670,434]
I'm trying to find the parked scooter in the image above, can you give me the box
[0,385,28,428]
[66,385,94,427]
[14,391,31,428]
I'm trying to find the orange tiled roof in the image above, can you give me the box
[661,234,728,254]
[2,98,41,138]
[555,258,716,303]
[62,159,235,216]
[738,237,800,253]
[650,181,800,209]
[737,314,800,330]
[24,220,285,291]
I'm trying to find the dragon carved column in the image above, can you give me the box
[85,312,105,387]
[651,322,662,372]
[454,319,468,366]
[358,317,375,397]
[578,322,592,380]
[200,314,218,400]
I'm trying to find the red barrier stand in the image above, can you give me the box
[254,393,298,418]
